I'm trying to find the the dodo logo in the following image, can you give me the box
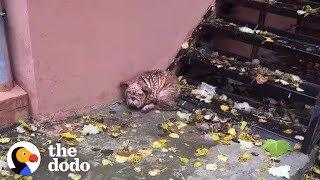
[7,141,41,176]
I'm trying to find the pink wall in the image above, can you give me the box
[4,0,212,120]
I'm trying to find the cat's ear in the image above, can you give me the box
[142,85,152,95]
[120,80,131,89]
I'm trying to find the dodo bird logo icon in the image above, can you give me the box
[7,141,41,176]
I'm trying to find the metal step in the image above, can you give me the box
[201,18,320,61]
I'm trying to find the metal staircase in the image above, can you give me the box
[173,0,320,153]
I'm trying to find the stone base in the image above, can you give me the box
[0,85,29,128]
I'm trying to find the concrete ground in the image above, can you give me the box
[0,101,312,180]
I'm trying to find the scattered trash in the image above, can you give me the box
[81,124,100,135]
[191,82,217,103]
[148,169,161,176]
[205,163,217,171]
[268,165,291,179]
[176,111,192,120]
[68,173,81,180]
[234,102,254,112]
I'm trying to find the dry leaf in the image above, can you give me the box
[293,143,302,151]
[212,134,220,141]
[205,163,217,171]
[134,167,141,172]
[176,111,192,120]
[220,105,230,112]
[218,155,228,162]
[68,173,81,180]
[148,169,160,176]
[283,129,293,135]
[115,155,128,163]
[169,133,179,139]
[239,152,252,163]
[152,139,168,149]
[193,161,203,168]
[228,128,236,136]
[240,121,248,131]
[138,149,153,157]
[195,147,208,156]
[180,157,189,164]
[255,75,268,84]
[0,138,10,144]
[61,132,78,139]
[102,159,113,166]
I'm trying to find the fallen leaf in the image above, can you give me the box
[169,133,179,139]
[68,173,81,180]
[195,147,208,156]
[95,123,108,132]
[148,169,160,176]
[255,74,268,84]
[283,129,293,135]
[102,159,113,166]
[228,128,236,136]
[16,126,26,134]
[181,41,189,49]
[205,163,217,171]
[115,155,128,163]
[177,121,187,129]
[293,143,302,151]
[262,139,292,157]
[239,140,254,149]
[0,138,10,144]
[61,132,78,139]
[180,157,189,165]
[220,105,230,112]
[176,111,192,120]
[138,149,153,157]
[134,167,141,172]
[211,134,220,141]
[193,161,203,168]
[129,154,141,163]
[240,121,248,131]
[268,165,290,179]
[218,155,228,162]
[152,139,168,149]
[239,152,252,163]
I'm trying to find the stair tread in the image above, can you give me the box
[224,0,320,22]
[180,47,319,105]
[203,18,320,60]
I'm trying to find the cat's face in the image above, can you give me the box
[124,83,147,108]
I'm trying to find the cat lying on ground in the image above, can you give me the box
[121,70,181,112]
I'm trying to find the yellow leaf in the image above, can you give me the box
[82,115,91,121]
[130,154,141,163]
[169,133,179,139]
[220,105,230,112]
[180,157,189,164]
[138,149,153,157]
[61,132,78,139]
[68,173,81,180]
[177,121,187,129]
[205,163,217,171]
[0,138,10,144]
[211,134,220,141]
[239,152,251,163]
[218,155,228,162]
[240,121,248,131]
[228,128,237,136]
[134,167,141,172]
[95,123,108,132]
[152,139,168,149]
[148,169,160,176]
[193,161,203,168]
[102,159,113,166]
[283,129,293,135]
[115,155,128,163]
[195,147,208,156]
[294,143,302,151]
